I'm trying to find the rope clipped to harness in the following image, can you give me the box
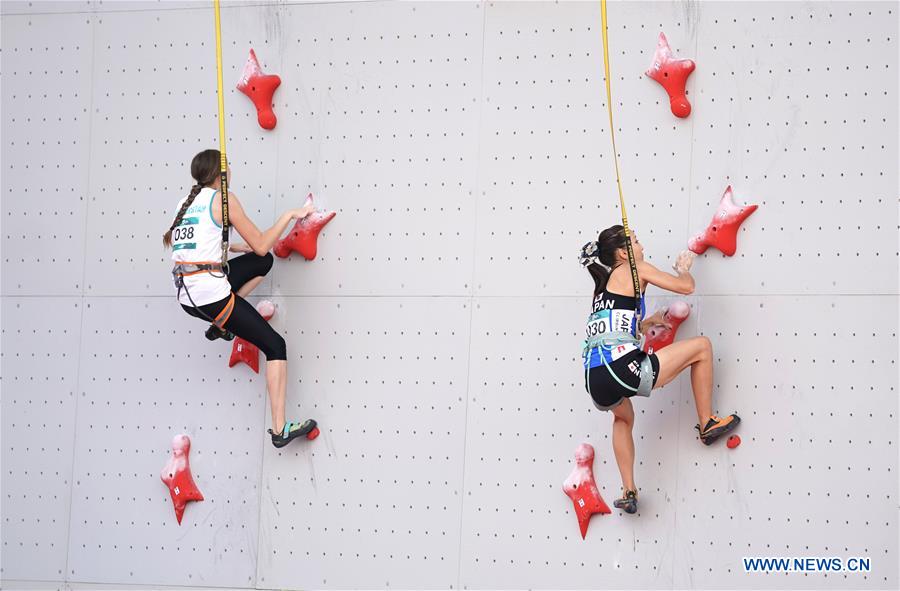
[599,0,642,334]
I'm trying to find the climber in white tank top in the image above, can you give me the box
[163,149,319,449]
[170,186,233,306]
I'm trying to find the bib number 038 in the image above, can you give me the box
[173,227,194,241]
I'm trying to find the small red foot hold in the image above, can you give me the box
[160,434,204,525]
[273,193,336,261]
[689,186,758,256]
[228,301,275,373]
[727,435,741,449]
[645,32,696,118]
[236,48,281,130]
[642,301,691,354]
[562,443,611,539]
[306,427,320,440]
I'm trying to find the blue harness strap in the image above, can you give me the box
[583,331,654,398]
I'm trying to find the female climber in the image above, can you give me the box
[580,225,740,514]
[164,148,316,448]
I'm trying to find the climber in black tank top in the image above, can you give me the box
[579,225,741,514]
[583,288,660,408]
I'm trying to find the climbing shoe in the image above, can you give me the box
[613,490,638,514]
[268,419,318,448]
[205,324,235,342]
[695,414,741,445]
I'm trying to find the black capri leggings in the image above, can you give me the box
[181,252,287,361]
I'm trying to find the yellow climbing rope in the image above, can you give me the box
[213,0,230,267]
[600,0,642,330]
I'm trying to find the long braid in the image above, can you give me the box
[163,184,203,247]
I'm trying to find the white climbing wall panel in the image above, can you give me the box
[1,1,897,590]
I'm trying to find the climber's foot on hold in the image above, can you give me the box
[614,489,638,514]
[696,414,740,446]
[269,419,319,448]
[205,324,234,342]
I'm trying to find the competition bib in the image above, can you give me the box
[584,309,638,362]
[585,310,610,338]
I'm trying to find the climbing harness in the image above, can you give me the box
[583,327,655,400]
[172,262,235,332]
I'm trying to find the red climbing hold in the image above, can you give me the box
[727,435,741,449]
[645,32,696,118]
[689,185,759,256]
[274,193,336,261]
[307,427,320,440]
[563,443,611,539]
[160,434,204,525]
[236,48,281,130]
[228,300,275,373]
[642,300,691,354]
[229,339,260,373]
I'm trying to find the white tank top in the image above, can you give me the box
[171,187,232,306]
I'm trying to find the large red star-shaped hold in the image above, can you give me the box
[642,300,691,354]
[689,185,759,256]
[160,434,204,525]
[229,300,275,373]
[645,32,696,118]
[562,443,611,539]
[274,193,336,261]
[236,48,281,130]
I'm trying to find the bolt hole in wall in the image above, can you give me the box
[0,1,896,590]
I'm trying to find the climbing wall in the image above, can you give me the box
[1,1,896,590]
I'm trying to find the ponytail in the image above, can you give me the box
[586,262,611,297]
[580,224,628,296]
[163,185,202,248]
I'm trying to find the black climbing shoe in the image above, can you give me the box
[268,419,318,448]
[614,490,638,514]
[205,324,234,342]
[695,414,741,445]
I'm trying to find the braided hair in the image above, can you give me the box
[162,149,221,248]
[580,225,628,296]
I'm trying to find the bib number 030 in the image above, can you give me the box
[586,312,609,337]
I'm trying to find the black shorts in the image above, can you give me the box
[180,253,287,361]
[585,349,660,410]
